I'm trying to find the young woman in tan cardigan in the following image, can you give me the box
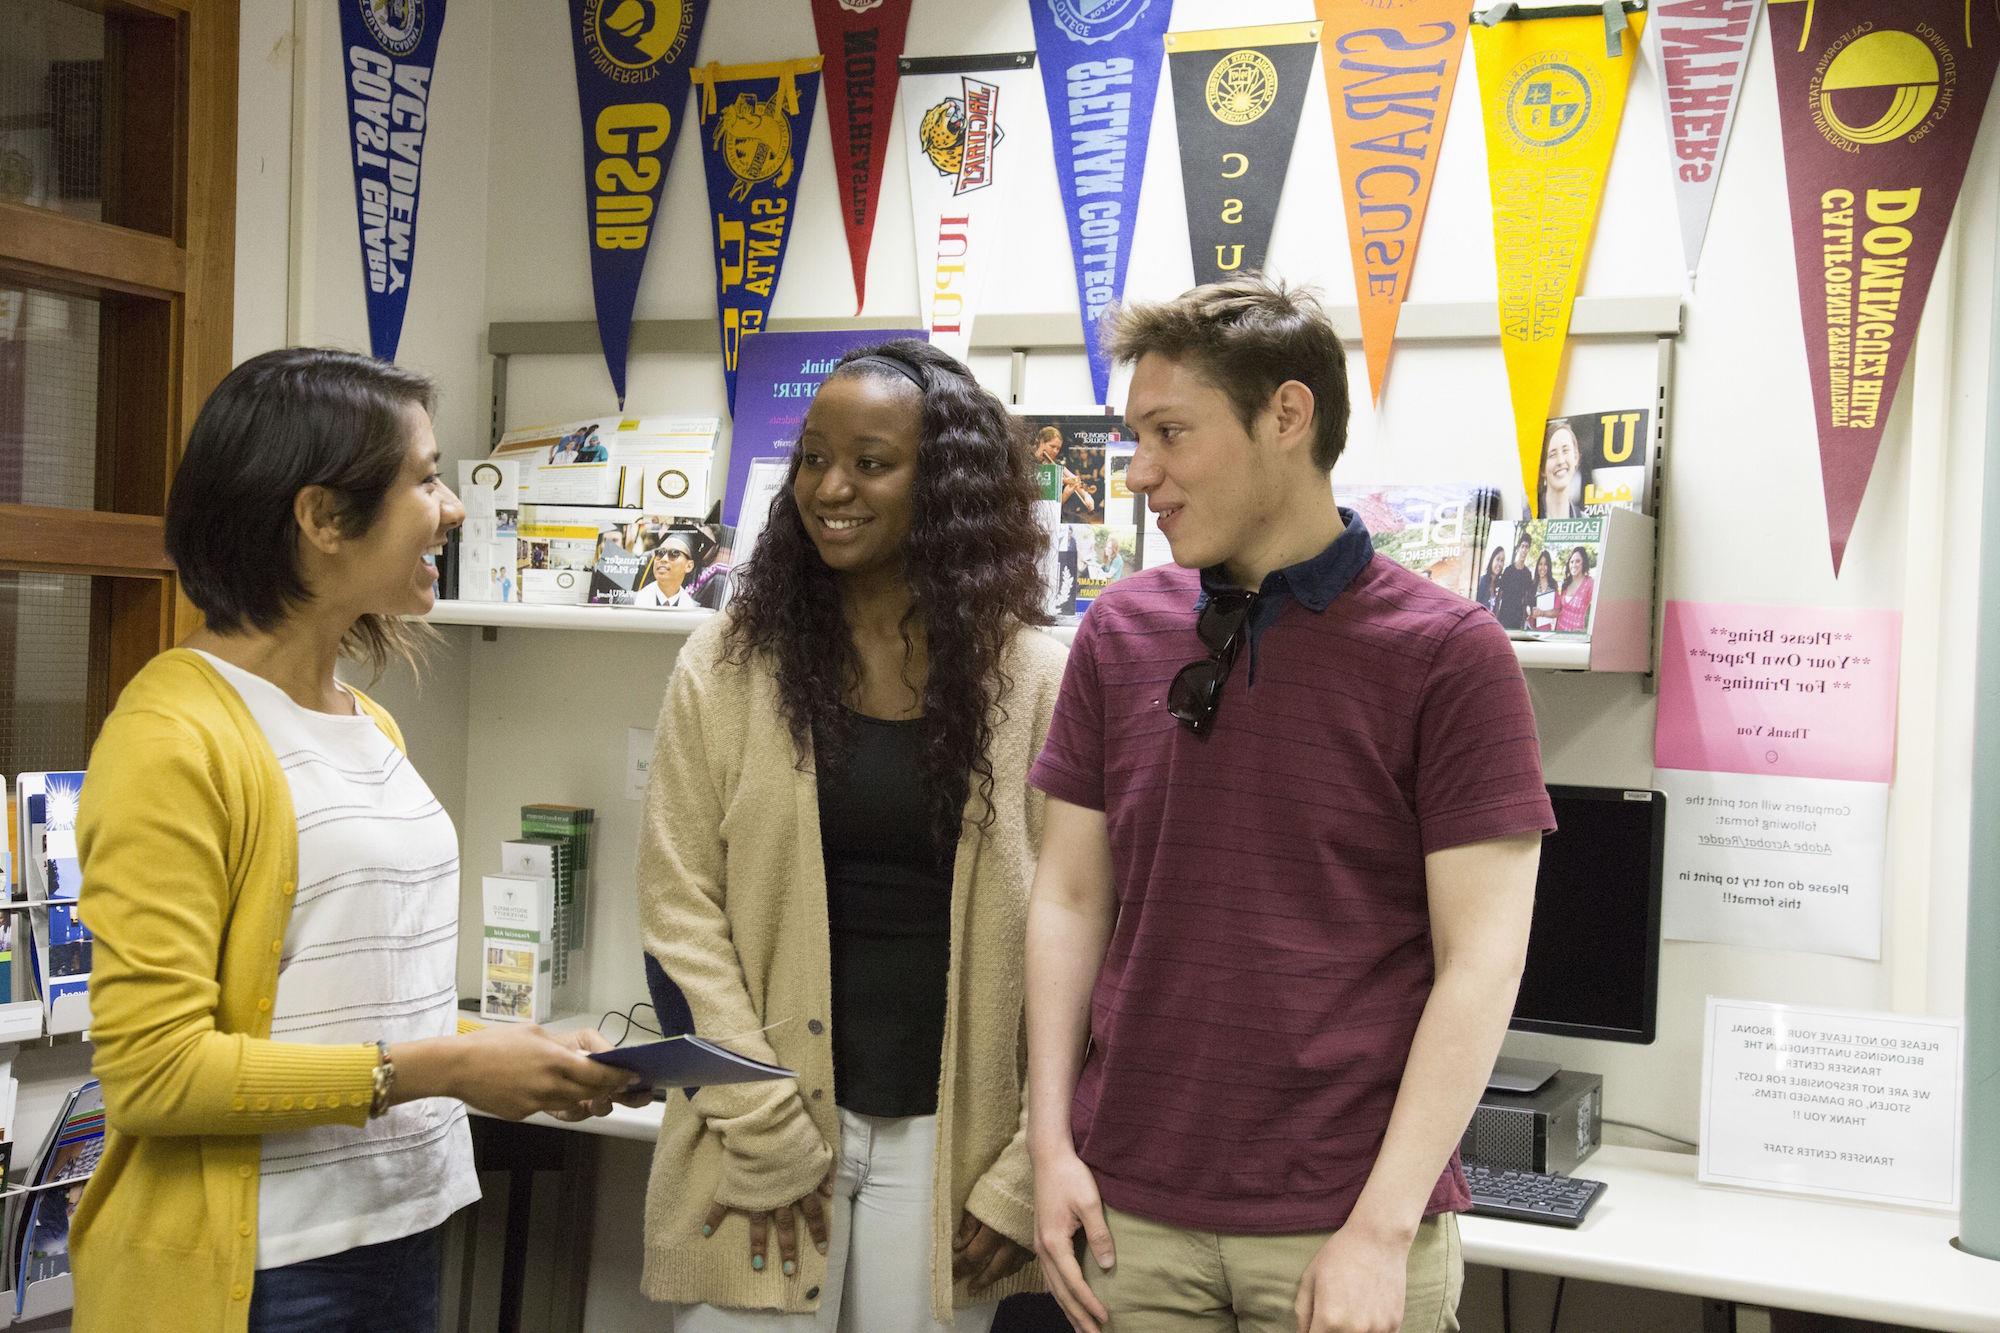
[636,340,1066,1330]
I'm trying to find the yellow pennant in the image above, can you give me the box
[1473,9,1645,513]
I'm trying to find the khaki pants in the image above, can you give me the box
[1083,1205,1462,1333]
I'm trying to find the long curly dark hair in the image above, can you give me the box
[725,339,1051,852]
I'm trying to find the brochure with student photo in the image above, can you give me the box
[1536,406,1654,519]
[1484,517,1606,638]
[1345,483,1500,602]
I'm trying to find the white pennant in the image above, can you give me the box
[1651,0,1763,277]
[899,56,1043,362]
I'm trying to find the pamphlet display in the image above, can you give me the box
[480,874,554,1023]
[1483,516,1605,638]
[1345,483,1502,603]
[1018,412,1136,616]
[13,773,90,1035]
[489,416,718,514]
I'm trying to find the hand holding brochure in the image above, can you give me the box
[589,1035,794,1090]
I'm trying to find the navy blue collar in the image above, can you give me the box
[1191,511,1373,683]
[1195,508,1374,613]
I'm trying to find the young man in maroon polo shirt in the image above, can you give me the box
[1025,276,1554,1333]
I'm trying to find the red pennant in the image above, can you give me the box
[810,0,913,314]
[1768,0,2000,573]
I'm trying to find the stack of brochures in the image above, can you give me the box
[8,1078,102,1319]
[13,772,92,1035]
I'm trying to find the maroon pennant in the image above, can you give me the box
[1768,0,2000,572]
[810,0,913,314]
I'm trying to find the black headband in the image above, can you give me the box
[846,353,928,394]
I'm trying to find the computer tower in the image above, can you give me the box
[1461,1070,1602,1175]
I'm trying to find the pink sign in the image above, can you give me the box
[1655,601,1901,783]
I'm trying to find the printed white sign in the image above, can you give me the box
[1658,770,1887,959]
[1700,998,1961,1209]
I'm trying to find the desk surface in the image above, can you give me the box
[516,1107,2000,1331]
[1461,1145,2000,1332]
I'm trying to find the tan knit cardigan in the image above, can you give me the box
[635,615,1066,1321]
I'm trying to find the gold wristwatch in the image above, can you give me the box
[369,1039,396,1118]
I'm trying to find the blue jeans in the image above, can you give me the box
[248,1225,444,1333]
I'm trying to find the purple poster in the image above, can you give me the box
[722,327,923,528]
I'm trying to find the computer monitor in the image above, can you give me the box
[1490,785,1665,1091]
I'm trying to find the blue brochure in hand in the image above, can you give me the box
[589,1036,794,1090]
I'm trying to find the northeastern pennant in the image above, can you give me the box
[565,0,709,407]
[1166,23,1323,286]
[1029,0,1175,404]
[1652,0,1762,276]
[809,0,912,314]
[1473,5,1647,514]
[1314,1,1470,404]
[338,0,449,362]
[1768,0,1999,574]
[692,58,824,412]
[900,53,1042,364]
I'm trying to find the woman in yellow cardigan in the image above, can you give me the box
[72,348,639,1333]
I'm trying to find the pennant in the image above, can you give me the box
[900,53,1041,363]
[1473,4,1647,513]
[1029,0,1175,404]
[338,0,448,362]
[565,0,709,408]
[1768,0,2000,574]
[1314,1,1471,404]
[1653,0,1762,276]
[809,0,913,314]
[692,58,824,412]
[1165,23,1322,287]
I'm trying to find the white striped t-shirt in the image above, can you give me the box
[195,652,479,1270]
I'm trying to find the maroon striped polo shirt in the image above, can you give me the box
[1030,533,1554,1234]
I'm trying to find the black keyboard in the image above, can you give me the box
[1464,1162,1606,1227]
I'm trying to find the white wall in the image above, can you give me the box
[230,0,2000,1324]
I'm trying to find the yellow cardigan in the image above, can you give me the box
[70,648,467,1333]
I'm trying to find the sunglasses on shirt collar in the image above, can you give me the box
[1166,589,1257,737]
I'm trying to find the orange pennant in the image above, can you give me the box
[1315,1,1471,404]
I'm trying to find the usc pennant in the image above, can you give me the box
[692,58,824,411]
[1165,22,1323,287]
[1473,3,1647,513]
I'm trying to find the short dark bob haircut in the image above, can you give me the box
[165,347,436,676]
[1105,272,1351,473]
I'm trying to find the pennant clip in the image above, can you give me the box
[1602,1,1624,57]
[1472,2,1516,26]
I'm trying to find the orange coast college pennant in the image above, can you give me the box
[1473,3,1647,515]
[1314,1,1471,404]
[692,57,824,412]
[1767,0,2000,574]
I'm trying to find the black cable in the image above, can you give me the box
[596,1001,661,1047]
[1501,1268,1513,1333]
[1602,1117,1698,1150]
[1548,1276,1567,1333]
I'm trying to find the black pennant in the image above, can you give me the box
[1167,23,1321,284]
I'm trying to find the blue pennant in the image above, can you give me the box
[693,58,824,412]
[1027,0,1173,403]
[565,0,710,407]
[338,0,450,362]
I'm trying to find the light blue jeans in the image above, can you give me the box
[673,1107,997,1333]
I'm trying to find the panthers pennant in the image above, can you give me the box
[566,0,709,407]
[692,58,824,410]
